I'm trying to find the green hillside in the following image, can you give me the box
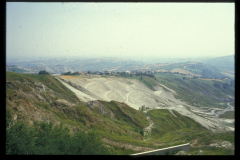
[6,72,234,155]
[201,55,234,72]
[146,109,234,155]
[6,72,151,154]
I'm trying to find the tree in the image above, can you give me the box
[39,70,50,75]
[72,72,80,75]
[140,129,144,136]
[87,71,91,74]
[183,77,186,80]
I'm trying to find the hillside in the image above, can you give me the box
[6,57,144,74]
[6,72,154,154]
[6,72,234,155]
[201,55,234,72]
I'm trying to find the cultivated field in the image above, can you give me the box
[170,68,201,77]
[200,78,223,82]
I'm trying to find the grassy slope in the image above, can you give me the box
[147,109,234,155]
[6,72,152,152]
[6,72,77,101]
[218,111,235,119]
[154,73,234,108]
[147,109,208,144]
[6,72,234,155]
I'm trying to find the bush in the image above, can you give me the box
[39,70,50,75]
[6,118,113,155]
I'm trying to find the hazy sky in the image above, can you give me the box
[6,2,234,60]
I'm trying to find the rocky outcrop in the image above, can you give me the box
[87,100,115,119]
[209,141,234,150]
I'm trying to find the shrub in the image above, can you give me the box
[39,70,50,75]
[6,117,113,155]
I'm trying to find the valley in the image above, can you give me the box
[6,69,234,155]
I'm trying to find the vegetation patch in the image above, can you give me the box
[219,111,235,119]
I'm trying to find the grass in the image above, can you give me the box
[34,101,51,110]
[218,111,235,119]
[230,102,235,107]
[6,72,235,155]
[119,103,149,128]
[6,71,79,103]
[147,109,209,143]
[153,72,234,108]
[110,146,137,155]
[113,74,157,91]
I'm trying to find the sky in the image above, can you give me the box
[6,2,234,61]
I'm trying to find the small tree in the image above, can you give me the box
[39,70,50,75]
[140,129,144,136]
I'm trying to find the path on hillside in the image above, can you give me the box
[124,90,141,110]
[143,109,154,138]
[216,102,234,116]
[104,90,111,101]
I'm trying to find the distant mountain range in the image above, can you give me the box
[6,58,145,74]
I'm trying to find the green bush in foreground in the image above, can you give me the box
[6,117,114,155]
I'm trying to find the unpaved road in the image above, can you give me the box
[144,116,154,136]
[216,102,234,115]
[143,109,155,137]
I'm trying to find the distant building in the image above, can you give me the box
[126,71,131,74]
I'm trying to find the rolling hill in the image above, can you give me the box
[6,72,234,155]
